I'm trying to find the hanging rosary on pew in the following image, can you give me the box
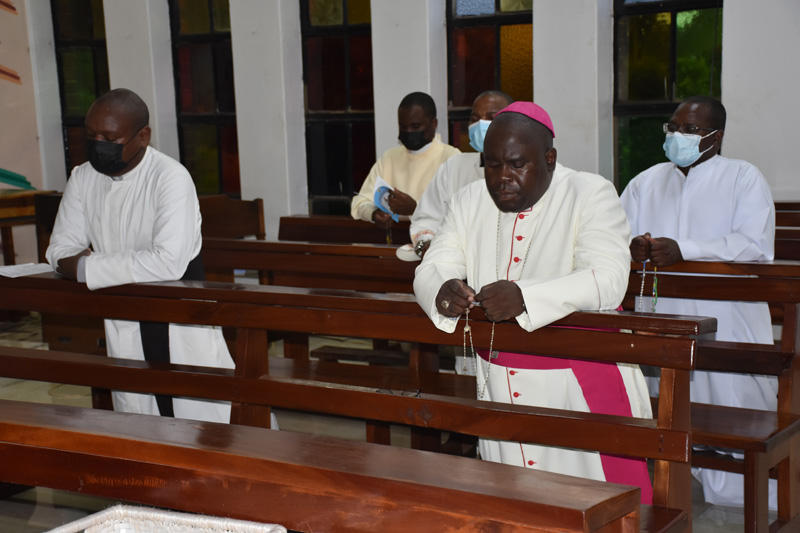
[463,307,496,400]
[638,260,658,313]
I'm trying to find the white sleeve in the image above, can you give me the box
[46,168,92,269]
[619,176,642,241]
[409,159,451,244]
[515,179,632,332]
[677,166,775,261]
[351,160,381,222]
[413,192,470,334]
[84,170,201,290]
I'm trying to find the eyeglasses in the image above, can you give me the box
[663,123,716,135]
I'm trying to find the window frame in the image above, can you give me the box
[613,0,723,189]
[167,0,239,196]
[50,0,109,175]
[445,0,532,149]
[299,0,374,215]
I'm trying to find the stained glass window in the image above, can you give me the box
[301,0,373,215]
[51,0,109,174]
[448,0,532,152]
[169,0,240,195]
[614,1,723,191]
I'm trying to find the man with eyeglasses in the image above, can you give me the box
[620,95,776,509]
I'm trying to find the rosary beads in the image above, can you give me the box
[463,308,495,400]
[638,261,658,313]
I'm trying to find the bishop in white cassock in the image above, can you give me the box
[47,89,238,424]
[414,102,653,503]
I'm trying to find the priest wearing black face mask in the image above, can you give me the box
[45,88,239,425]
[351,91,460,229]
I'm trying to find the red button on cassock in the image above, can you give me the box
[513,257,520,263]
[516,235,523,241]
[509,370,517,375]
[518,214,525,219]
[513,392,520,398]
[528,460,534,466]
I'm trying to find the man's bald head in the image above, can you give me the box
[473,90,513,109]
[90,88,150,130]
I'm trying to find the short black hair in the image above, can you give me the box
[94,88,150,131]
[681,95,726,130]
[473,90,514,108]
[399,92,436,119]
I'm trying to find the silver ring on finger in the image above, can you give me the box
[441,299,450,311]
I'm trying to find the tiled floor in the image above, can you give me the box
[0,314,764,531]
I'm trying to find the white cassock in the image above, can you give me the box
[410,152,483,375]
[47,146,236,424]
[415,163,653,502]
[621,154,777,508]
[409,152,483,244]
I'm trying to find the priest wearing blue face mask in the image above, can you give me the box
[46,88,244,427]
[405,90,513,261]
[620,95,777,510]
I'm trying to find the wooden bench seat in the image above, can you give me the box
[0,399,646,532]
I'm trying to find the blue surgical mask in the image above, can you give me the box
[468,119,491,153]
[663,130,716,168]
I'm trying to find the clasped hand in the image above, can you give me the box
[630,232,683,267]
[436,279,525,322]
[56,248,92,281]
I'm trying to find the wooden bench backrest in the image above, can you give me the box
[198,194,265,240]
[203,238,416,292]
[278,214,412,245]
[776,202,800,260]
[626,260,800,414]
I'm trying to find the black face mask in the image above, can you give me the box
[86,131,143,176]
[398,130,431,151]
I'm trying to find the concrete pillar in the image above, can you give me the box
[533,0,613,179]
[370,0,448,157]
[230,0,307,238]
[721,0,800,200]
[24,0,66,191]
[103,0,179,159]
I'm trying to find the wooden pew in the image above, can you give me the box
[0,272,710,532]
[0,399,642,533]
[776,202,800,260]
[278,214,412,245]
[276,203,797,258]
[626,260,800,532]
[202,236,800,532]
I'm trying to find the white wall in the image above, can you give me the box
[533,0,614,179]
[230,0,307,238]
[0,0,43,264]
[103,0,179,159]
[721,0,800,201]
[370,0,448,157]
[25,0,64,193]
